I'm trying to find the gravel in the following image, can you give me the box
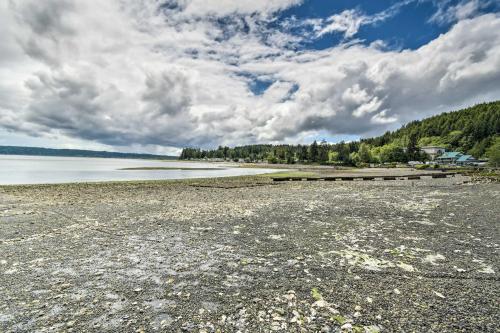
[0,175,499,332]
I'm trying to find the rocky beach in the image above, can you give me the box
[0,173,499,332]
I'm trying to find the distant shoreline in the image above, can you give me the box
[0,153,174,161]
[0,145,177,160]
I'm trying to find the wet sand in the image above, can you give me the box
[0,174,499,332]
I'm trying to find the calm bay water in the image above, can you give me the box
[0,155,276,185]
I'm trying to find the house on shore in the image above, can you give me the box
[420,146,446,160]
[435,152,463,165]
[456,155,478,166]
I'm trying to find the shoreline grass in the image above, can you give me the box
[260,171,318,178]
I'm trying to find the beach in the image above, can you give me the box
[0,173,499,332]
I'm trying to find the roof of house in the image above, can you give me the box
[420,146,446,149]
[437,152,463,159]
[457,155,475,162]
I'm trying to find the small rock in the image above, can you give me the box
[433,290,446,299]
[341,323,352,330]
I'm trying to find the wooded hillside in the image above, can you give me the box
[180,101,500,165]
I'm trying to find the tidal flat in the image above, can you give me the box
[0,175,499,332]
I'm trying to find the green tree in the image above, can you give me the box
[318,141,329,163]
[350,152,360,165]
[267,155,278,164]
[379,143,408,163]
[406,133,418,161]
[358,143,372,163]
[329,151,339,162]
[469,138,490,158]
[337,142,351,164]
[486,137,500,167]
[309,141,319,162]
[298,145,308,162]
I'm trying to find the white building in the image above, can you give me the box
[420,146,446,160]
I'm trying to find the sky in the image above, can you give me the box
[0,0,499,155]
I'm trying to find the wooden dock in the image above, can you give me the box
[272,172,458,182]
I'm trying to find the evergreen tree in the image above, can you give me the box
[309,141,319,162]
[318,141,329,163]
[298,145,309,162]
[486,137,500,167]
[406,133,418,161]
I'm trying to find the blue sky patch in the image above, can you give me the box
[270,0,500,51]
[249,78,275,96]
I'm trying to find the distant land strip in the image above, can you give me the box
[0,145,177,160]
[118,167,224,171]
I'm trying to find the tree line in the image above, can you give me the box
[179,140,427,165]
[180,101,500,166]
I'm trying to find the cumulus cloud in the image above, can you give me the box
[176,0,302,17]
[0,0,499,152]
[142,70,192,116]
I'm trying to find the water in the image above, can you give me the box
[0,155,277,185]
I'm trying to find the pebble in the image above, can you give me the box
[341,323,352,330]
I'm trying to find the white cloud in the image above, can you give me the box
[0,1,499,152]
[429,0,490,25]
[179,0,302,17]
[316,1,414,38]
[317,9,366,38]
